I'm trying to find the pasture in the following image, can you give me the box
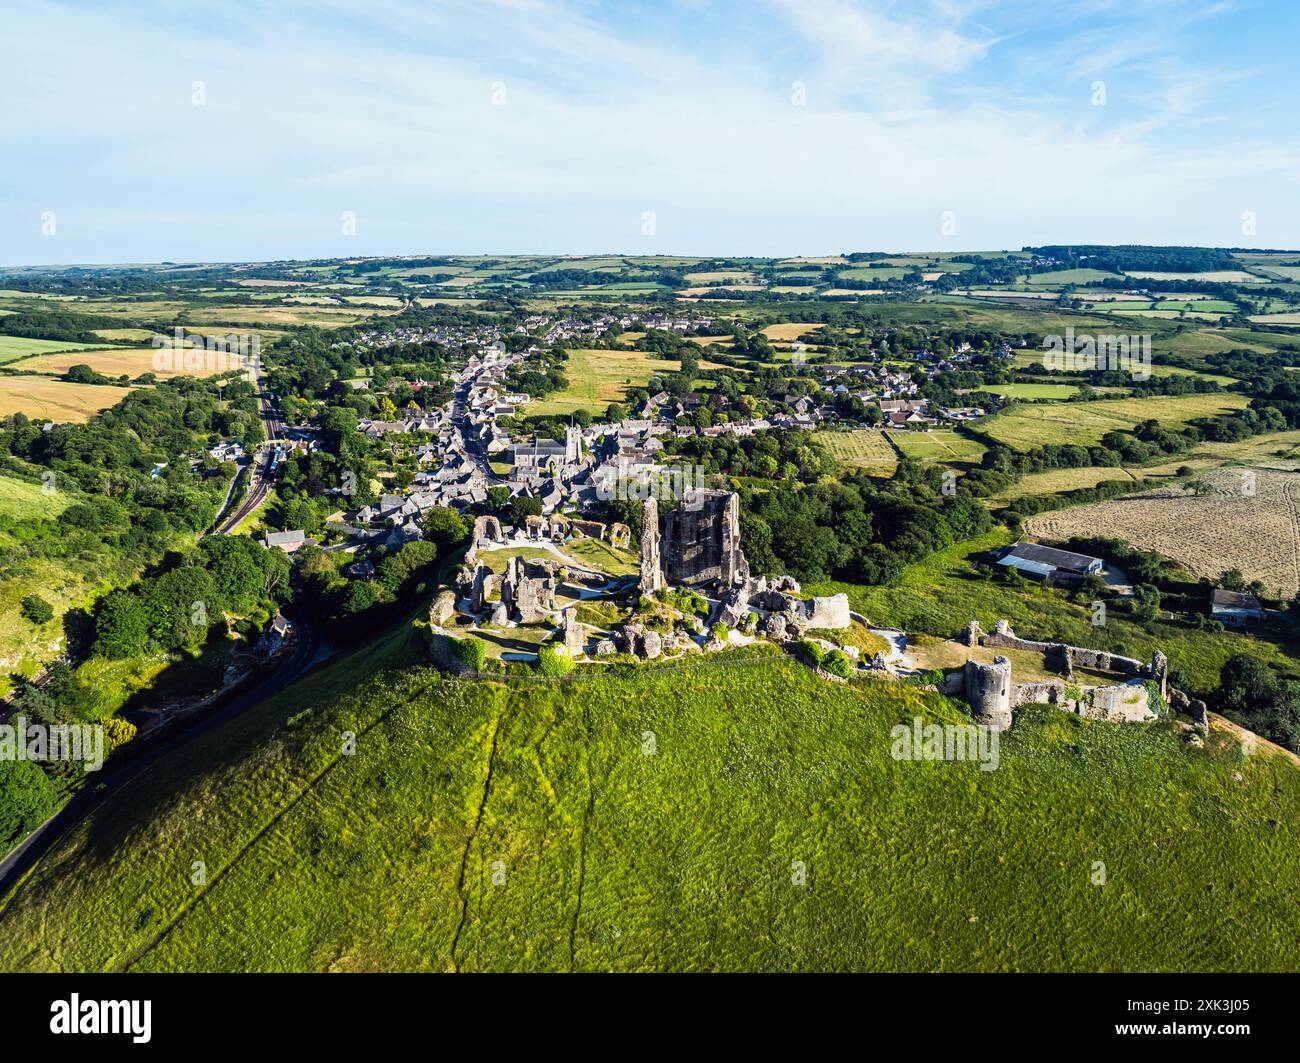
[981,394,1251,451]
[887,429,987,467]
[0,336,125,365]
[529,348,719,417]
[1125,270,1264,283]
[976,383,1078,400]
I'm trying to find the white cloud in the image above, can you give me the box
[1,0,1296,263]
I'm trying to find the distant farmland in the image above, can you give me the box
[11,346,229,378]
[0,336,125,365]
[527,347,723,417]
[1024,464,1300,596]
[982,394,1251,450]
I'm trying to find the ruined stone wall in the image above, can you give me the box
[976,620,1161,686]
[638,496,662,596]
[428,630,476,676]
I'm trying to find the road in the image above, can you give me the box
[0,605,324,904]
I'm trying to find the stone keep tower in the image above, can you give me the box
[661,489,746,588]
[638,496,663,597]
[965,655,1013,731]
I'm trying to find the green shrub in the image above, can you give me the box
[536,644,575,677]
[823,649,853,679]
[20,595,54,626]
[451,636,486,672]
[800,639,824,667]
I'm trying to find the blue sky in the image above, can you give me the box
[2,0,1298,265]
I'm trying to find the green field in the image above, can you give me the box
[808,531,1299,692]
[0,336,124,365]
[2,628,1298,973]
[529,347,721,417]
[1025,268,1122,285]
[981,394,1251,451]
[976,383,1079,400]
[816,429,898,475]
[886,429,987,467]
[0,472,71,520]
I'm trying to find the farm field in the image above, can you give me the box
[886,429,987,467]
[976,383,1078,400]
[528,347,718,416]
[11,346,228,378]
[991,466,1146,503]
[837,266,906,281]
[981,394,1251,450]
[1125,270,1264,283]
[761,322,824,341]
[815,429,898,475]
[0,336,125,365]
[0,375,135,421]
[1025,268,1122,285]
[1024,465,1300,597]
[3,632,1299,973]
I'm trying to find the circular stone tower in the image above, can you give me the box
[965,655,1013,731]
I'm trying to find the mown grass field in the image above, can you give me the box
[816,429,898,475]
[989,465,1146,503]
[1,629,1297,973]
[976,382,1078,400]
[981,394,1251,451]
[887,429,987,467]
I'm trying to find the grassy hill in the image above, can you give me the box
[1,625,1298,972]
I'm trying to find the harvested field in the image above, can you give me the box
[761,322,824,341]
[0,376,135,421]
[1024,464,1300,596]
[11,346,228,378]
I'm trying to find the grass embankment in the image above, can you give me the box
[1,632,1298,972]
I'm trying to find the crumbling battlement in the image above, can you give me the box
[967,619,1167,698]
[960,620,1164,730]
